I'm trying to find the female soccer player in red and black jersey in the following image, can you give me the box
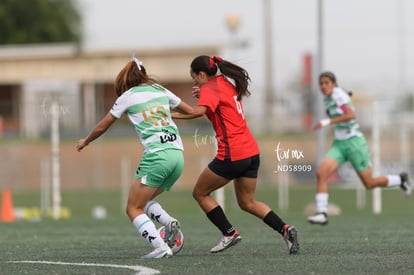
[172,55,299,254]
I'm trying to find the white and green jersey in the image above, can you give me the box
[324,87,362,140]
[110,84,183,153]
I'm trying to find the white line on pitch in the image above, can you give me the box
[8,260,160,275]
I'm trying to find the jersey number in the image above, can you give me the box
[141,103,170,127]
[233,96,245,120]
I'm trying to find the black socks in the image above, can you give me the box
[206,206,235,236]
[263,211,286,235]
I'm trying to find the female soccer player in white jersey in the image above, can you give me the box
[308,71,412,225]
[76,56,193,258]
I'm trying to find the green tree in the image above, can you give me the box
[0,0,82,45]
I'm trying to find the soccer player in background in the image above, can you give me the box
[76,56,193,258]
[307,71,412,225]
[172,55,299,254]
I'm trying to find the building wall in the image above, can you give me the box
[0,43,219,138]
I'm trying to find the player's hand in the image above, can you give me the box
[192,86,200,99]
[313,122,322,130]
[313,118,330,130]
[76,139,88,152]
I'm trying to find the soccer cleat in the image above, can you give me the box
[210,230,242,253]
[141,244,173,259]
[163,218,181,248]
[283,225,299,255]
[400,172,412,197]
[307,212,328,225]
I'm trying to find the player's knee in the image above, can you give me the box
[363,179,375,189]
[238,200,254,212]
[192,189,202,202]
[364,184,375,190]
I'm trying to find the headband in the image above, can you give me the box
[131,52,143,71]
[213,56,223,63]
[209,56,223,69]
[209,58,215,69]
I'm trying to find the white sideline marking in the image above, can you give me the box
[9,260,160,275]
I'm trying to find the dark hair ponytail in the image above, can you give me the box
[190,55,251,100]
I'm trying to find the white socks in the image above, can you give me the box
[132,201,175,249]
[386,175,402,187]
[314,175,402,214]
[316,193,329,214]
[144,200,173,226]
[132,214,164,249]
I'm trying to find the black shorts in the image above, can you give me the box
[208,154,260,180]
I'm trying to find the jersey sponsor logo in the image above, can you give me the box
[160,132,177,143]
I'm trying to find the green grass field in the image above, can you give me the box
[1,186,413,274]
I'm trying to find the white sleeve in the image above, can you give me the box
[109,93,129,118]
[332,87,350,107]
[165,89,182,109]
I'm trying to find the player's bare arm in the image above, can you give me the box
[76,113,116,151]
[171,105,207,119]
[174,101,194,115]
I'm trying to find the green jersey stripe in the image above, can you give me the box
[324,87,362,140]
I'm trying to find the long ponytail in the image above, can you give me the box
[190,55,251,100]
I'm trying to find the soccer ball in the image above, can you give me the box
[91,205,107,220]
[158,226,184,255]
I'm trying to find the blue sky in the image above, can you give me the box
[77,0,414,99]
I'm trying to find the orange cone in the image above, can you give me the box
[1,188,15,222]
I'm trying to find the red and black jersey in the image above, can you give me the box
[198,75,259,161]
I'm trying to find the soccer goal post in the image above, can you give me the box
[371,100,382,214]
[51,101,62,220]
